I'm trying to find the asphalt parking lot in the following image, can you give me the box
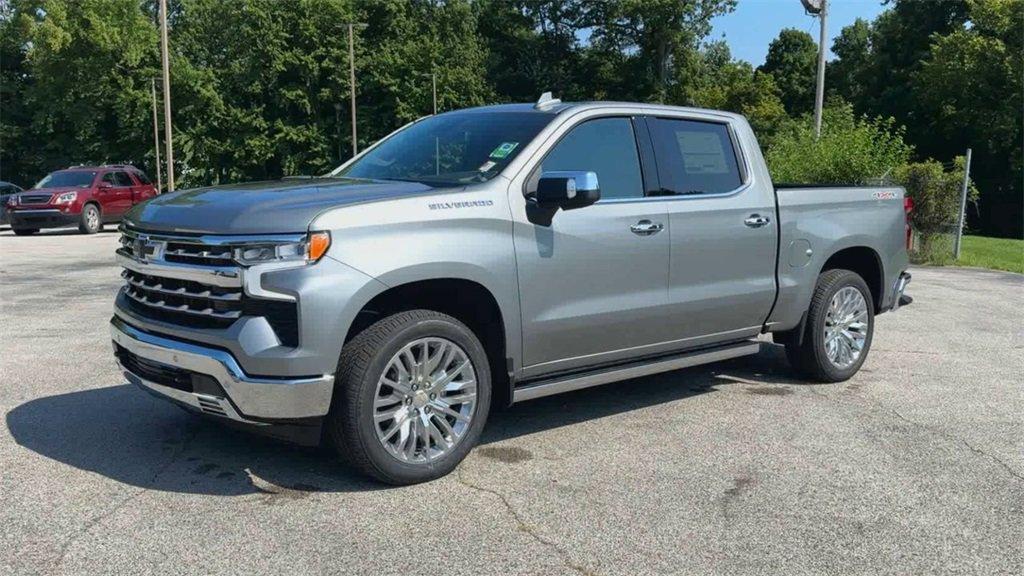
[1,228,1021,576]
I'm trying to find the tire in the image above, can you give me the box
[784,269,875,382]
[12,228,38,236]
[78,203,102,234]
[326,310,492,485]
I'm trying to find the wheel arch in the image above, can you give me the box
[820,246,884,313]
[344,277,513,407]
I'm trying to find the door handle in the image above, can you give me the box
[744,214,771,228]
[630,220,664,236]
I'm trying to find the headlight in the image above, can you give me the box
[54,192,77,204]
[233,231,331,265]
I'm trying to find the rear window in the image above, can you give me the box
[33,171,97,189]
[649,118,743,195]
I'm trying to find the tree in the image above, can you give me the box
[689,41,788,148]
[759,28,817,116]
[827,18,871,106]
[913,0,1023,237]
[588,0,737,102]
[1,0,160,185]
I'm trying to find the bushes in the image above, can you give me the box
[765,104,979,265]
[896,157,978,264]
[764,103,912,184]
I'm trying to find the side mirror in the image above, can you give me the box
[533,171,600,210]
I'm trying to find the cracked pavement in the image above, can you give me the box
[1,230,1022,575]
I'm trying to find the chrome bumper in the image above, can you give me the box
[891,271,912,311]
[110,318,334,422]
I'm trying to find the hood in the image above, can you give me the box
[123,177,439,235]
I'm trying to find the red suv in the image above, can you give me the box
[6,165,158,235]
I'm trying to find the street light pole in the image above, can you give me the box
[813,0,827,139]
[431,70,437,115]
[150,78,163,193]
[159,0,175,190]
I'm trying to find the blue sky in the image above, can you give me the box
[710,0,887,65]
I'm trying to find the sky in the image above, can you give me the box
[709,0,888,66]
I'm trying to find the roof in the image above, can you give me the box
[62,164,141,171]
[442,101,744,121]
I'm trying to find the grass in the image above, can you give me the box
[956,235,1024,274]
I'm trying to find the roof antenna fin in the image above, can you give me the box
[534,91,561,110]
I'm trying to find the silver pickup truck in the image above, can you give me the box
[110,97,911,484]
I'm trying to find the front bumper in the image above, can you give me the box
[9,208,78,229]
[110,316,334,422]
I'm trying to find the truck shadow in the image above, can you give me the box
[6,343,797,496]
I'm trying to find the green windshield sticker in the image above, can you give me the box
[489,142,519,159]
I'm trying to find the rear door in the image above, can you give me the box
[129,170,157,202]
[99,171,133,217]
[513,116,672,378]
[646,115,777,345]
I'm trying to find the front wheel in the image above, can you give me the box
[325,310,491,485]
[78,203,102,234]
[784,269,875,382]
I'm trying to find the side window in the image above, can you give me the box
[541,117,644,200]
[114,171,134,186]
[101,172,117,185]
[133,171,151,185]
[649,118,743,195]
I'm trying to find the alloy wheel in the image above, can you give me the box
[823,286,869,369]
[372,337,477,463]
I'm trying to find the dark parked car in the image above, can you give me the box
[6,165,158,235]
[0,181,24,225]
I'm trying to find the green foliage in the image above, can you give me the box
[827,0,1020,239]
[759,28,817,115]
[896,157,978,235]
[689,41,787,147]
[895,157,979,265]
[765,103,912,185]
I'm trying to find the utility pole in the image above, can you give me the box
[334,102,343,162]
[812,0,827,139]
[159,0,175,190]
[150,78,163,193]
[953,148,973,260]
[347,23,359,157]
[431,70,437,115]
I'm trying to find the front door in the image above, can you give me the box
[513,117,671,378]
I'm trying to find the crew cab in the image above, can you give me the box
[109,98,912,484]
[7,165,157,235]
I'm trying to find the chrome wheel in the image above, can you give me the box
[373,337,477,463]
[86,207,99,229]
[824,286,869,369]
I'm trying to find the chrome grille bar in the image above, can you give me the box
[122,270,242,302]
[125,287,242,319]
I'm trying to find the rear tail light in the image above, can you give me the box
[904,196,914,250]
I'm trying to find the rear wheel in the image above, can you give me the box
[78,204,102,234]
[326,310,491,485]
[784,269,874,382]
[12,228,38,236]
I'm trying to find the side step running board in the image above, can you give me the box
[512,340,761,403]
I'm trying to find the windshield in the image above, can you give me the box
[34,170,97,189]
[335,111,554,186]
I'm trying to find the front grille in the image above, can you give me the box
[20,194,52,204]
[118,228,300,347]
[123,269,242,321]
